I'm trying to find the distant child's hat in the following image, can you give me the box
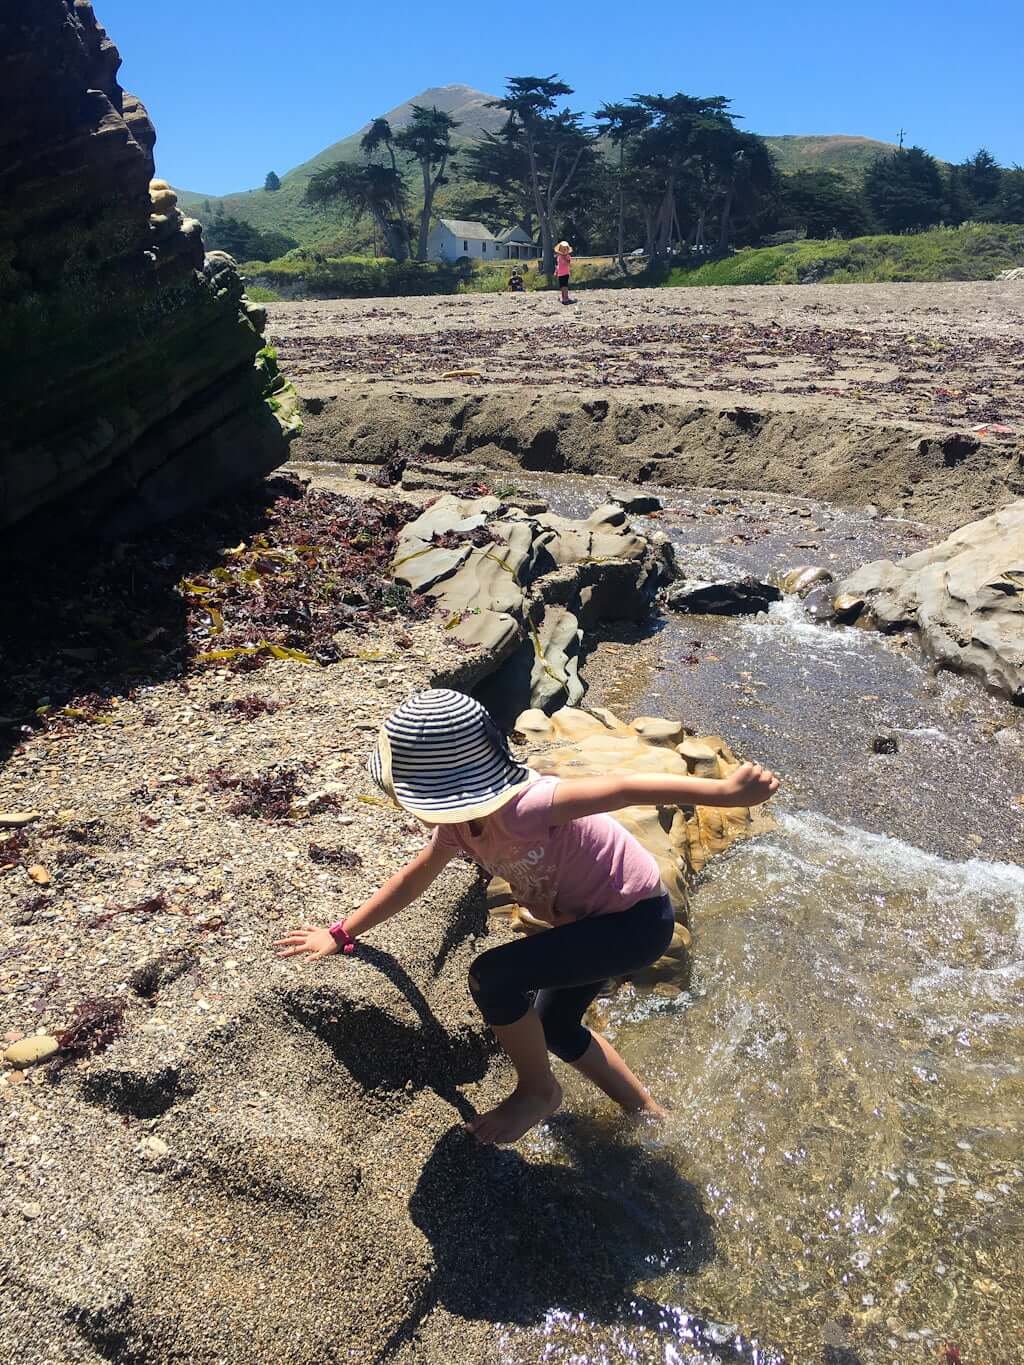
[555,241,572,254]
[367,689,537,823]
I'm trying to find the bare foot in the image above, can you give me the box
[467,1080,563,1145]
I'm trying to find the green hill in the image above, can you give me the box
[174,84,508,248]
[761,134,900,177]
[663,223,1024,287]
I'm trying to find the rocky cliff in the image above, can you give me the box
[0,0,298,539]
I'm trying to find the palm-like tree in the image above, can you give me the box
[305,161,410,260]
[394,106,460,261]
[595,101,651,272]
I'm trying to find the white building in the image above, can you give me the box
[494,225,540,260]
[426,218,540,263]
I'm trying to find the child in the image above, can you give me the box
[276,689,779,1145]
[507,269,525,293]
[554,240,573,304]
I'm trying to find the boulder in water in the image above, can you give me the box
[803,583,839,621]
[836,501,1024,700]
[610,492,663,514]
[398,494,673,714]
[493,706,774,985]
[776,565,834,597]
[665,577,782,616]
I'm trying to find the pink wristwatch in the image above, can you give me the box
[328,920,357,954]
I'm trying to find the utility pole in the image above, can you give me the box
[898,127,905,151]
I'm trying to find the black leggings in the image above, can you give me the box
[468,893,675,1063]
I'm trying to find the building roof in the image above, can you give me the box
[495,226,533,243]
[437,219,497,241]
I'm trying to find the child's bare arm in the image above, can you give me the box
[548,762,779,826]
[274,838,455,962]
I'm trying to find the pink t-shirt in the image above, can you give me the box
[555,252,572,277]
[434,776,661,926]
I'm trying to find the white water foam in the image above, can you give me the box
[738,595,872,653]
[722,813,1024,1000]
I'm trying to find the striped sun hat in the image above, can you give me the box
[367,689,537,823]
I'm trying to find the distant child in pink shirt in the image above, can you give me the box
[554,239,573,304]
[277,690,779,1145]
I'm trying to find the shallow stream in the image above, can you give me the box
[501,478,1024,1364]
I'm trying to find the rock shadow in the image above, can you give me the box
[409,1119,716,1328]
[0,480,292,765]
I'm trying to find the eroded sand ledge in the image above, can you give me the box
[267,283,1024,526]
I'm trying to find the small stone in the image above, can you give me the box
[632,717,685,743]
[611,492,662,514]
[4,1035,59,1068]
[776,565,834,597]
[142,1136,170,1158]
[0,811,41,828]
[26,864,51,886]
[871,732,898,755]
[19,1202,42,1219]
[832,591,866,623]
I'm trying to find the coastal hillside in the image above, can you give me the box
[173,86,911,249]
[173,84,507,245]
[760,133,900,177]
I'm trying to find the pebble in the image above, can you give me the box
[19,1202,42,1220]
[3,1035,59,1068]
[0,811,41,827]
[142,1136,170,1158]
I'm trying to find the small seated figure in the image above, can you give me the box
[507,269,525,293]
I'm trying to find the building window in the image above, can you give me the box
[482,242,487,253]
[463,241,468,252]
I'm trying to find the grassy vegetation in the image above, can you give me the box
[664,224,1024,287]
[458,260,616,292]
[243,284,283,302]
[239,225,1023,301]
[245,254,475,298]
[242,252,621,299]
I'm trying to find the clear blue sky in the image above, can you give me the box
[95,0,1023,194]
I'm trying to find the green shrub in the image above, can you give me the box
[664,223,1024,287]
[247,254,475,298]
[244,284,282,302]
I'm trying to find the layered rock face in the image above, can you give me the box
[489,706,774,986]
[0,0,297,538]
[836,501,1024,701]
[395,494,674,718]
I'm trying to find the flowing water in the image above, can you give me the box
[498,478,1024,1364]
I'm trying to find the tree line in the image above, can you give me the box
[209,74,1024,270]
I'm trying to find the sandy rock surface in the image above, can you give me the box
[393,493,673,717]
